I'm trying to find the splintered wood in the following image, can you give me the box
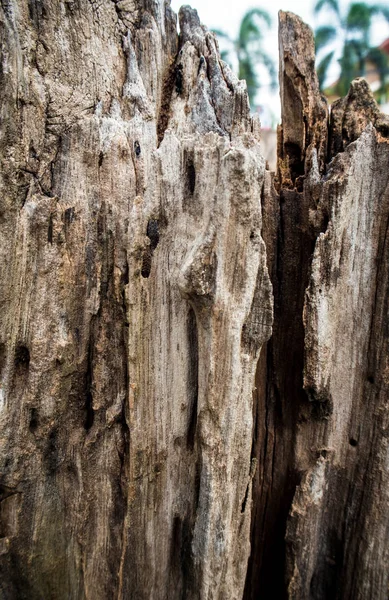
[0,3,388,599]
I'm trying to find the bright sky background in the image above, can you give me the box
[170,0,389,125]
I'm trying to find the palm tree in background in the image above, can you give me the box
[213,8,277,106]
[314,0,389,97]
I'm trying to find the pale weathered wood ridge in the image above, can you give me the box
[0,2,388,599]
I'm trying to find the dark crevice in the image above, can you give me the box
[134,140,141,157]
[246,179,318,599]
[169,514,195,599]
[118,400,130,463]
[141,247,152,278]
[169,456,201,597]
[187,161,196,196]
[11,344,30,404]
[0,485,19,502]
[84,392,94,430]
[365,204,389,392]
[241,483,250,514]
[44,427,59,474]
[122,259,129,327]
[115,251,131,586]
[175,63,183,95]
[146,219,159,250]
[157,61,178,147]
[64,207,75,227]
[141,219,160,279]
[97,206,114,299]
[194,457,201,512]
[47,213,53,243]
[284,142,304,183]
[170,514,182,567]
[84,335,94,431]
[111,0,123,25]
[309,526,345,600]
[28,0,46,29]
[29,407,39,433]
[183,151,197,211]
[306,386,334,420]
[14,345,30,370]
[120,258,130,457]
[198,55,205,75]
[320,210,330,236]
[0,343,6,376]
[19,166,56,200]
[122,258,129,286]
[186,307,198,451]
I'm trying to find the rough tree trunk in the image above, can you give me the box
[0,2,388,599]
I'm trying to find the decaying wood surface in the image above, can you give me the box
[245,11,389,600]
[0,2,388,599]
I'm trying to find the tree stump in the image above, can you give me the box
[0,3,388,599]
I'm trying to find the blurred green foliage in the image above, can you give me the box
[314,0,389,99]
[213,8,277,106]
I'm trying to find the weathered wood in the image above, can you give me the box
[246,11,389,600]
[1,3,388,600]
[0,2,271,599]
